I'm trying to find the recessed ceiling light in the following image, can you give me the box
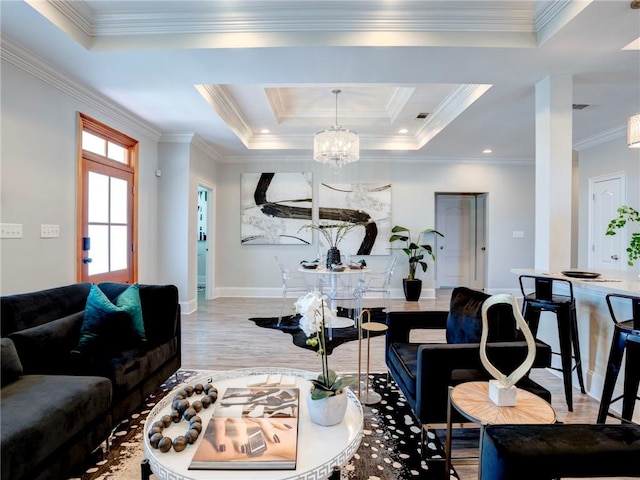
[260,129,270,134]
[398,128,408,134]
[483,149,493,154]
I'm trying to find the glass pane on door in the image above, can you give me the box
[88,172,109,223]
[110,225,128,271]
[110,177,128,224]
[88,224,109,275]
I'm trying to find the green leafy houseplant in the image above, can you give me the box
[606,205,640,266]
[389,225,444,280]
[294,291,357,400]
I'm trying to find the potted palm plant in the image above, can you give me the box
[389,225,444,301]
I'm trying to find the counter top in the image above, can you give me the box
[511,268,640,296]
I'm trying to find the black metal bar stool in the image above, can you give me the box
[519,275,586,411]
[597,293,640,423]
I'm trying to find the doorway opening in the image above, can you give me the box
[435,193,487,290]
[197,183,215,300]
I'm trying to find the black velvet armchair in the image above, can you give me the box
[385,287,553,427]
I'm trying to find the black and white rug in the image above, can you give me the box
[249,307,388,355]
[68,370,460,480]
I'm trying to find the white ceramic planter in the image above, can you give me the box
[307,390,348,426]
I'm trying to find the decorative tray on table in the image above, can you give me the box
[561,270,601,279]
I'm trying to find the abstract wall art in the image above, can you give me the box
[241,172,313,245]
[318,182,391,255]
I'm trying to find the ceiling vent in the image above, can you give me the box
[416,113,429,119]
[572,104,590,110]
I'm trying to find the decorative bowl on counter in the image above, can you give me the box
[561,270,601,279]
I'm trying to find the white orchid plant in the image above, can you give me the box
[294,291,357,400]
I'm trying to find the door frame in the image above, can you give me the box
[588,171,626,271]
[435,192,488,290]
[197,180,216,300]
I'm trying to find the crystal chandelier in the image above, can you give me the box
[628,113,640,148]
[313,89,359,172]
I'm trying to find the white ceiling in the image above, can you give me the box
[1,0,639,164]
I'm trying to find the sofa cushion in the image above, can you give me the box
[446,287,518,344]
[70,337,178,400]
[0,338,22,386]
[8,312,83,374]
[387,342,420,400]
[0,283,91,336]
[73,284,145,354]
[481,424,640,480]
[0,374,112,480]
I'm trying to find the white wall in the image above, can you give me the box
[212,159,537,298]
[0,59,162,295]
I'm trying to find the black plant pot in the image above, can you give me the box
[326,247,341,269]
[403,278,422,301]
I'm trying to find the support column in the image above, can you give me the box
[534,74,573,272]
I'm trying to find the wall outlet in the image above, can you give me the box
[41,224,60,238]
[512,231,525,238]
[0,223,23,239]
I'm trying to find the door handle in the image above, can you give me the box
[83,257,92,264]
[440,246,444,250]
[611,255,619,260]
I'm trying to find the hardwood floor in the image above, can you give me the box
[184,291,632,479]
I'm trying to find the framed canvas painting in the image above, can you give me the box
[241,172,313,245]
[318,182,391,255]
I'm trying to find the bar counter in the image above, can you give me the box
[511,267,640,421]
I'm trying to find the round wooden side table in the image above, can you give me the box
[445,381,556,475]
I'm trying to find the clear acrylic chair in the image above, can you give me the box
[356,256,397,312]
[275,256,316,323]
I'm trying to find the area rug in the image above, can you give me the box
[249,306,388,354]
[67,370,460,480]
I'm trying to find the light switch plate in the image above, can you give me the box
[41,224,60,238]
[512,231,525,238]
[0,223,23,239]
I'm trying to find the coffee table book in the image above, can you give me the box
[189,387,300,470]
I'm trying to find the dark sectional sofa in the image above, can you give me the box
[0,282,181,480]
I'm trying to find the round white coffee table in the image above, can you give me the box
[143,367,364,480]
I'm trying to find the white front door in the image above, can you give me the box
[436,194,486,289]
[589,173,625,271]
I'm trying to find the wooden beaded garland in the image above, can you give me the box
[147,383,218,453]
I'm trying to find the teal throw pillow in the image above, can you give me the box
[73,283,146,354]
[115,283,146,341]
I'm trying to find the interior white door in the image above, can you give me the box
[436,195,475,288]
[474,194,487,290]
[590,174,625,271]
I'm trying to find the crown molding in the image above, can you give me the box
[55,1,540,37]
[159,133,222,160]
[216,152,533,165]
[573,125,626,151]
[415,83,493,148]
[195,84,253,148]
[387,87,416,123]
[28,0,547,51]
[0,35,161,141]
